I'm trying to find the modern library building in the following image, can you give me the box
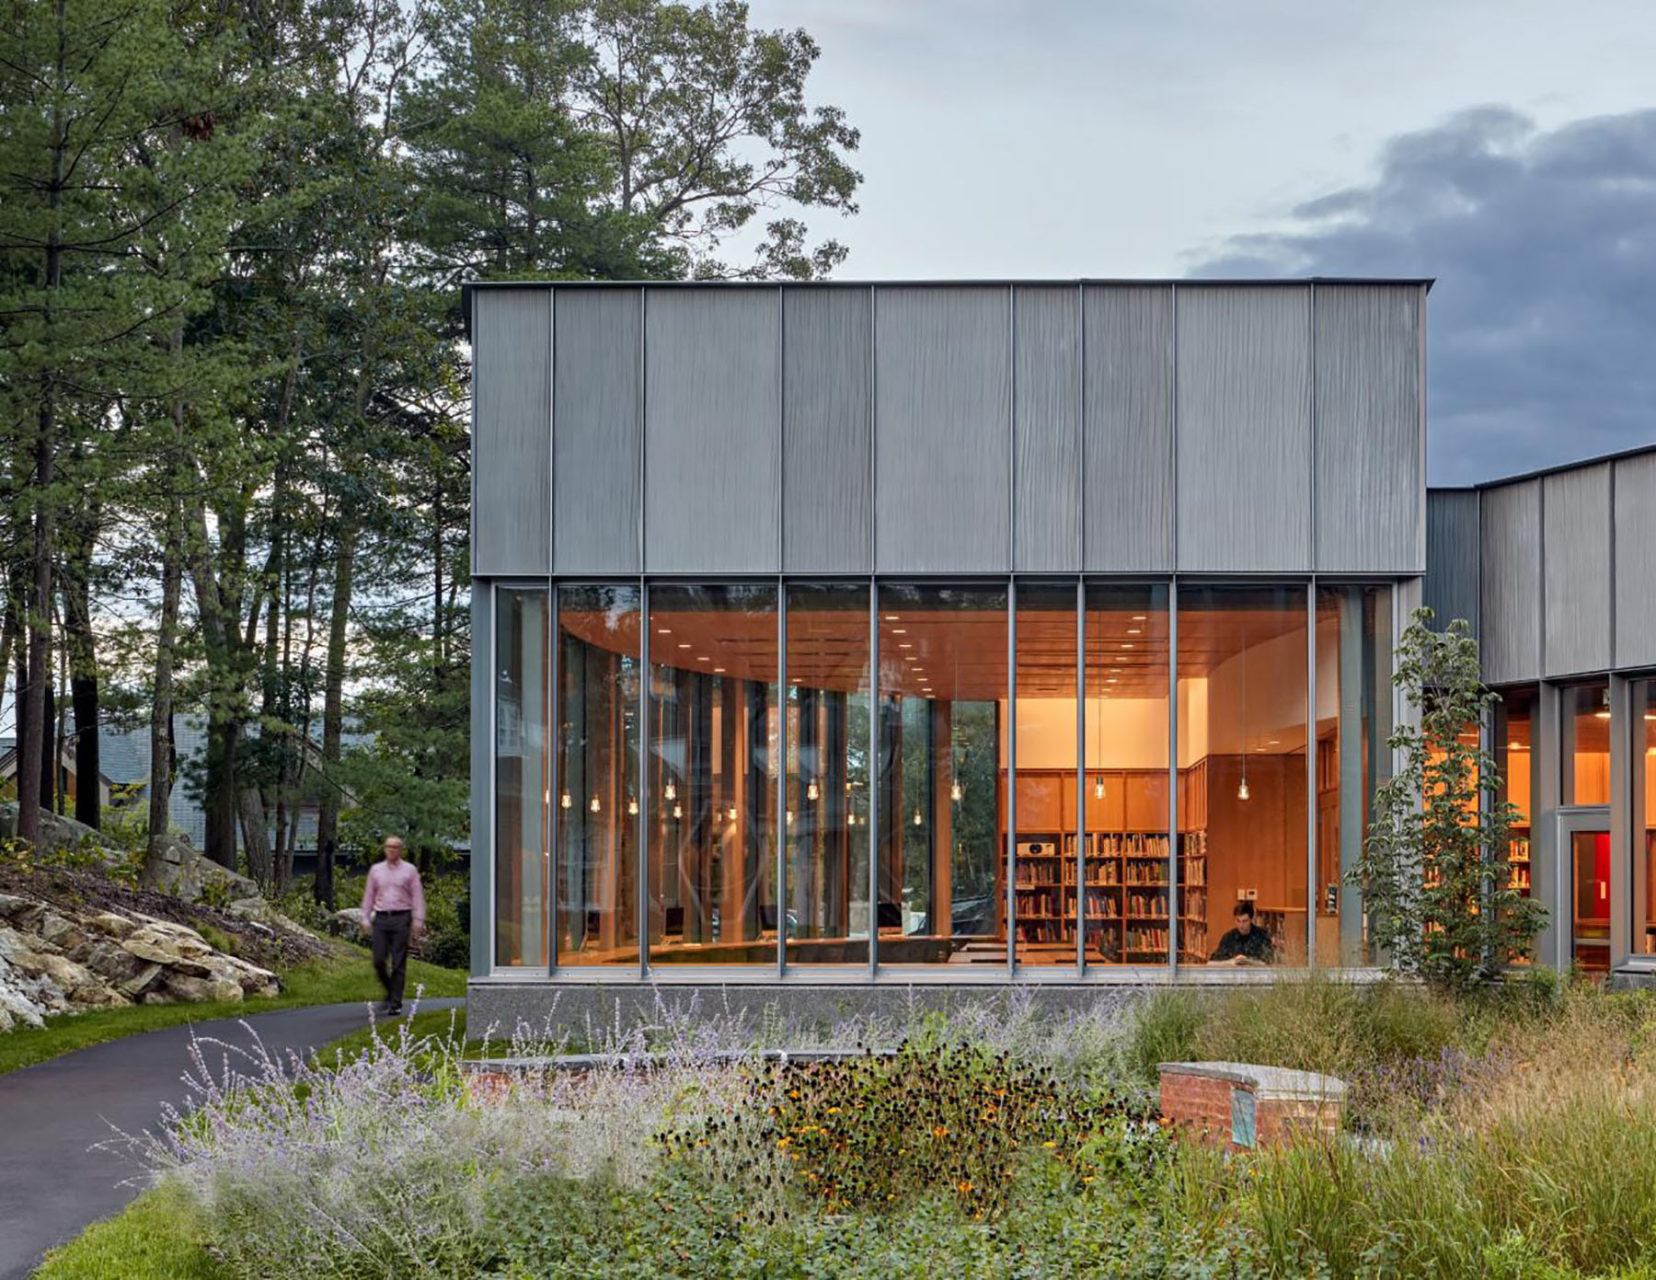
[463,279,1656,1025]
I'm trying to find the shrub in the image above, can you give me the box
[667,1042,1161,1216]
[1125,989,1203,1084]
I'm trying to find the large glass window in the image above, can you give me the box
[785,585,872,966]
[1178,586,1309,967]
[1563,682,1612,806]
[1085,585,1172,966]
[878,585,1007,966]
[1011,583,1079,968]
[647,585,779,965]
[1494,686,1537,916]
[1314,586,1393,965]
[1633,680,1656,957]
[495,587,549,968]
[555,586,641,967]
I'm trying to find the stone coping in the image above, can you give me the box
[1158,1060,1348,1102]
[465,1046,898,1074]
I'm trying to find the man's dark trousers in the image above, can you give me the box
[371,909,412,1010]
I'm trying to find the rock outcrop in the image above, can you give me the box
[0,893,280,1031]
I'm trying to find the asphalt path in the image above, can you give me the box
[0,997,463,1279]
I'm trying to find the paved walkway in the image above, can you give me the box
[0,997,463,1279]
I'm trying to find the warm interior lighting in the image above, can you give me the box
[1093,775,1105,800]
[950,779,963,803]
[677,642,691,649]
[1238,778,1251,801]
[664,780,677,801]
[672,802,683,820]
[727,804,738,821]
[912,807,923,826]
[589,794,601,813]
[786,809,794,825]
[657,628,672,635]
[806,779,820,801]
[560,791,572,810]
[885,614,900,621]
[627,796,639,817]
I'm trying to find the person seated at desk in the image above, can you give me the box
[1210,901,1274,966]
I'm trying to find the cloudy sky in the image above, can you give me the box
[747,0,1656,484]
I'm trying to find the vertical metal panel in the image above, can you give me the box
[1480,480,1542,685]
[1014,287,1080,571]
[783,288,872,572]
[470,582,493,977]
[473,290,551,576]
[1542,463,1611,678]
[1314,285,1423,572]
[644,288,781,572]
[1424,489,1481,635]
[1615,453,1656,668]
[553,289,641,574]
[1082,286,1173,571]
[1175,286,1312,572]
[873,287,1011,572]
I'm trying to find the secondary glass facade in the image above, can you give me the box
[487,579,1404,975]
[1635,680,1656,957]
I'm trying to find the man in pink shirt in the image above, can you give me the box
[360,836,425,1016]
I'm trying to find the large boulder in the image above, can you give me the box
[143,834,259,907]
[0,893,281,1023]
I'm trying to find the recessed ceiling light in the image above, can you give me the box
[1120,644,1133,650]
[1132,615,1147,621]
[885,614,900,622]
[892,628,907,634]
[677,643,691,650]
[1127,628,1142,635]
[658,628,672,635]
[1106,678,1118,684]
[696,656,709,663]
[1267,739,1279,745]
[899,643,913,649]
[714,667,726,673]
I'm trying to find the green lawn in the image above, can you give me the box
[34,1185,226,1280]
[0,950,467,1076]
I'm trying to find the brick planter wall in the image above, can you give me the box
[1159,1061,1346,1149]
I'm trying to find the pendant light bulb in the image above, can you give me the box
[664,781,677,802]
[1093,775,1105,800]
[727,804,737,822]
[806,779,819,801]
[786,809,794,825]
[1237,777,1250,802]
[560,791,572,810]
[627,796,639,817]
[589,794,601,814]
[912,807,923,827]
[672,802,683,820]
[950,779,963,803]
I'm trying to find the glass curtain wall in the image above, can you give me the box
[1634,680,1656,957]
[1494,687,1537,923]
[1011,584,1079,968]
[646,585,779,965]
[1084,585,1172,965]
[1314,586,1393,965]
[1564,682,1612,806]
[554,586,641,966]
[878,585,1007,966]
[1178,586,1310,967]
[495,587,549,968]
[785,584,872,966]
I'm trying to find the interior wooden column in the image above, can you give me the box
[931,700,953,939]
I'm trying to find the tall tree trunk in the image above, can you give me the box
[203,717,240,870]
[19,13,67,848]
[63,501,100,829]
[313,523,357,912]
[239,783,271,891]
[146,491,183,874]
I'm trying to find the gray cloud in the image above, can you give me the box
[1193,107,1656,485]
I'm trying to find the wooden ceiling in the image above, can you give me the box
[560,593,1311,704]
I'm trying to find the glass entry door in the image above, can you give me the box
[1559,809,1611,972]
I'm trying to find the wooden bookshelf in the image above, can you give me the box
[1006,767,1208,963]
